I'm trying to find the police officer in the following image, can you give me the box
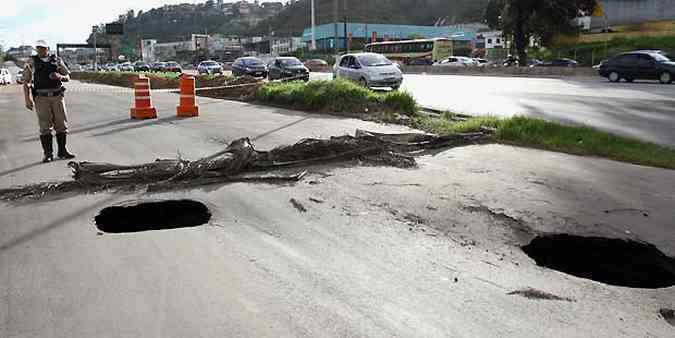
[23,40,75,163]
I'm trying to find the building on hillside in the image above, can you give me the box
[6,45,35,59]
[302,23,480,52]
[270,37,305,55]
[591,0,675,30]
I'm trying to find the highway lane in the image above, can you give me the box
[313,72,675,146]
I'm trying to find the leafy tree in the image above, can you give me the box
[485,0,596,65]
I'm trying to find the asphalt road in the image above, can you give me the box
[1,81,674,337]
[313,72,675,146]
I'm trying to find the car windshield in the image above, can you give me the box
[167,62,179,66]
[279,58,302,66]
[244,59,263,66]
[357,54,392,67]
[652,53,672,62]
[203,61,219,66]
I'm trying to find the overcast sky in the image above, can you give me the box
[1,1,286,50]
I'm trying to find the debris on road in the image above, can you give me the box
[507,288,575,302]
[309,197,324,204]
[289,198,307,213]
[0,129,491,201]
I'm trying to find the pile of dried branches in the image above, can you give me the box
[0,129,489,201]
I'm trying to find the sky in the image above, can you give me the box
[0,0,286,50]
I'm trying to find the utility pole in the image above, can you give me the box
[92,26,98,71]
[310,0,317,50]
[333,0,338,55]
[343,0,348,53]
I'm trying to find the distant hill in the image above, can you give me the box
[252,0,490,36]
[87,0,489,56]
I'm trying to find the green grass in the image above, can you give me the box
[255,79,417,116]
[413,115,675,169]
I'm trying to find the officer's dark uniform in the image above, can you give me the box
[24,54,75,162]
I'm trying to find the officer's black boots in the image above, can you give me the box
[39,135,53,163]
[56,133,75,160]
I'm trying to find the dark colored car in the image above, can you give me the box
[151,62,166,72]
[598,51,674,84]
[267,57,310,81]
[163,61,182,73]
[406,58,433,66]
[231,57,268,78]
[134,61,150,72]
[534,58,578,67]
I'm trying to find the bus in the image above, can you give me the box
[364,38,472,65]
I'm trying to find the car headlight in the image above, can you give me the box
[246,67,251,72]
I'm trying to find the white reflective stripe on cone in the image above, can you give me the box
[135,96,152,100]
[135,89,150,94]
[180,95,195,99]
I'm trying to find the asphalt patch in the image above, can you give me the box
[95,200,211,233]
[522,234,675,289]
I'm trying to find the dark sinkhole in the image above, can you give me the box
[522,234,675,289]
[95,200,212,233]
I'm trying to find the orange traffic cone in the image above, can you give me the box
[130,75,157,119]
[177,75,199,117]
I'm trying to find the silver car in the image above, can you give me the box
[333,53,403,90]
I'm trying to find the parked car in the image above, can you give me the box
[598,51,674,84]
[104,63,119,72]
[231,57,268,78]
[134,61,151,72]
[533,58,579,68]
[472,58,489,66]
[333,53,403,90]
[0,68,12,85]
[150,62,166,72]
[197,60,224,75]
[118,62,135,72]
[433,56,474,67]
[162,61,182,73]
[303,59,329,71]
[268,57,310,81]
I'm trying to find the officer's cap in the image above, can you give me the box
[34,40,49,48]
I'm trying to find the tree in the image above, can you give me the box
[485,0,596,66]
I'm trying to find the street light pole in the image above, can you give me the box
[311,0,317,50]
[92,26,98,72]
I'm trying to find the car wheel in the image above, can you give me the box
[659,72,673,84]
[359,77,368,88]
[608,71,620,83]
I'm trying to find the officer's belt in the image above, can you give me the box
[34,88,64,97]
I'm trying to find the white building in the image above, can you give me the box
[482,31,506,49]
[270,37,305,55]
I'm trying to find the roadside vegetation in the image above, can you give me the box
[71,71,233,89]
[255,79,417,116]
[414,114,675,169]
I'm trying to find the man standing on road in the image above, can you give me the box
[23,40,75,163]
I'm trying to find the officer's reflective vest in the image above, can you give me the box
[32,55,62,90]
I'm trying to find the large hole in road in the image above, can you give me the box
[95,200,211,233]
[522,234,675,289]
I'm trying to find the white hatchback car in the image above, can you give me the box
[433,56,476,67]
[0,68,13,85]
[333,53,403,89]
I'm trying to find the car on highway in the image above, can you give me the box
[303,59,329,71]
[134,61,151,72]
[267,57,310,81]
[598,51,674,84]
[119,62,135,72]
[472,58,489,66]
[333,52,403,90]
[406,58,434,66]
[103,63,119,72]
[231,57,268,78]
[150,62,166,72]
[433,56,475,67]
[532,58,579,68]
[162,61,183,73]
[197,60,224,75]
[0,68,12,85]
